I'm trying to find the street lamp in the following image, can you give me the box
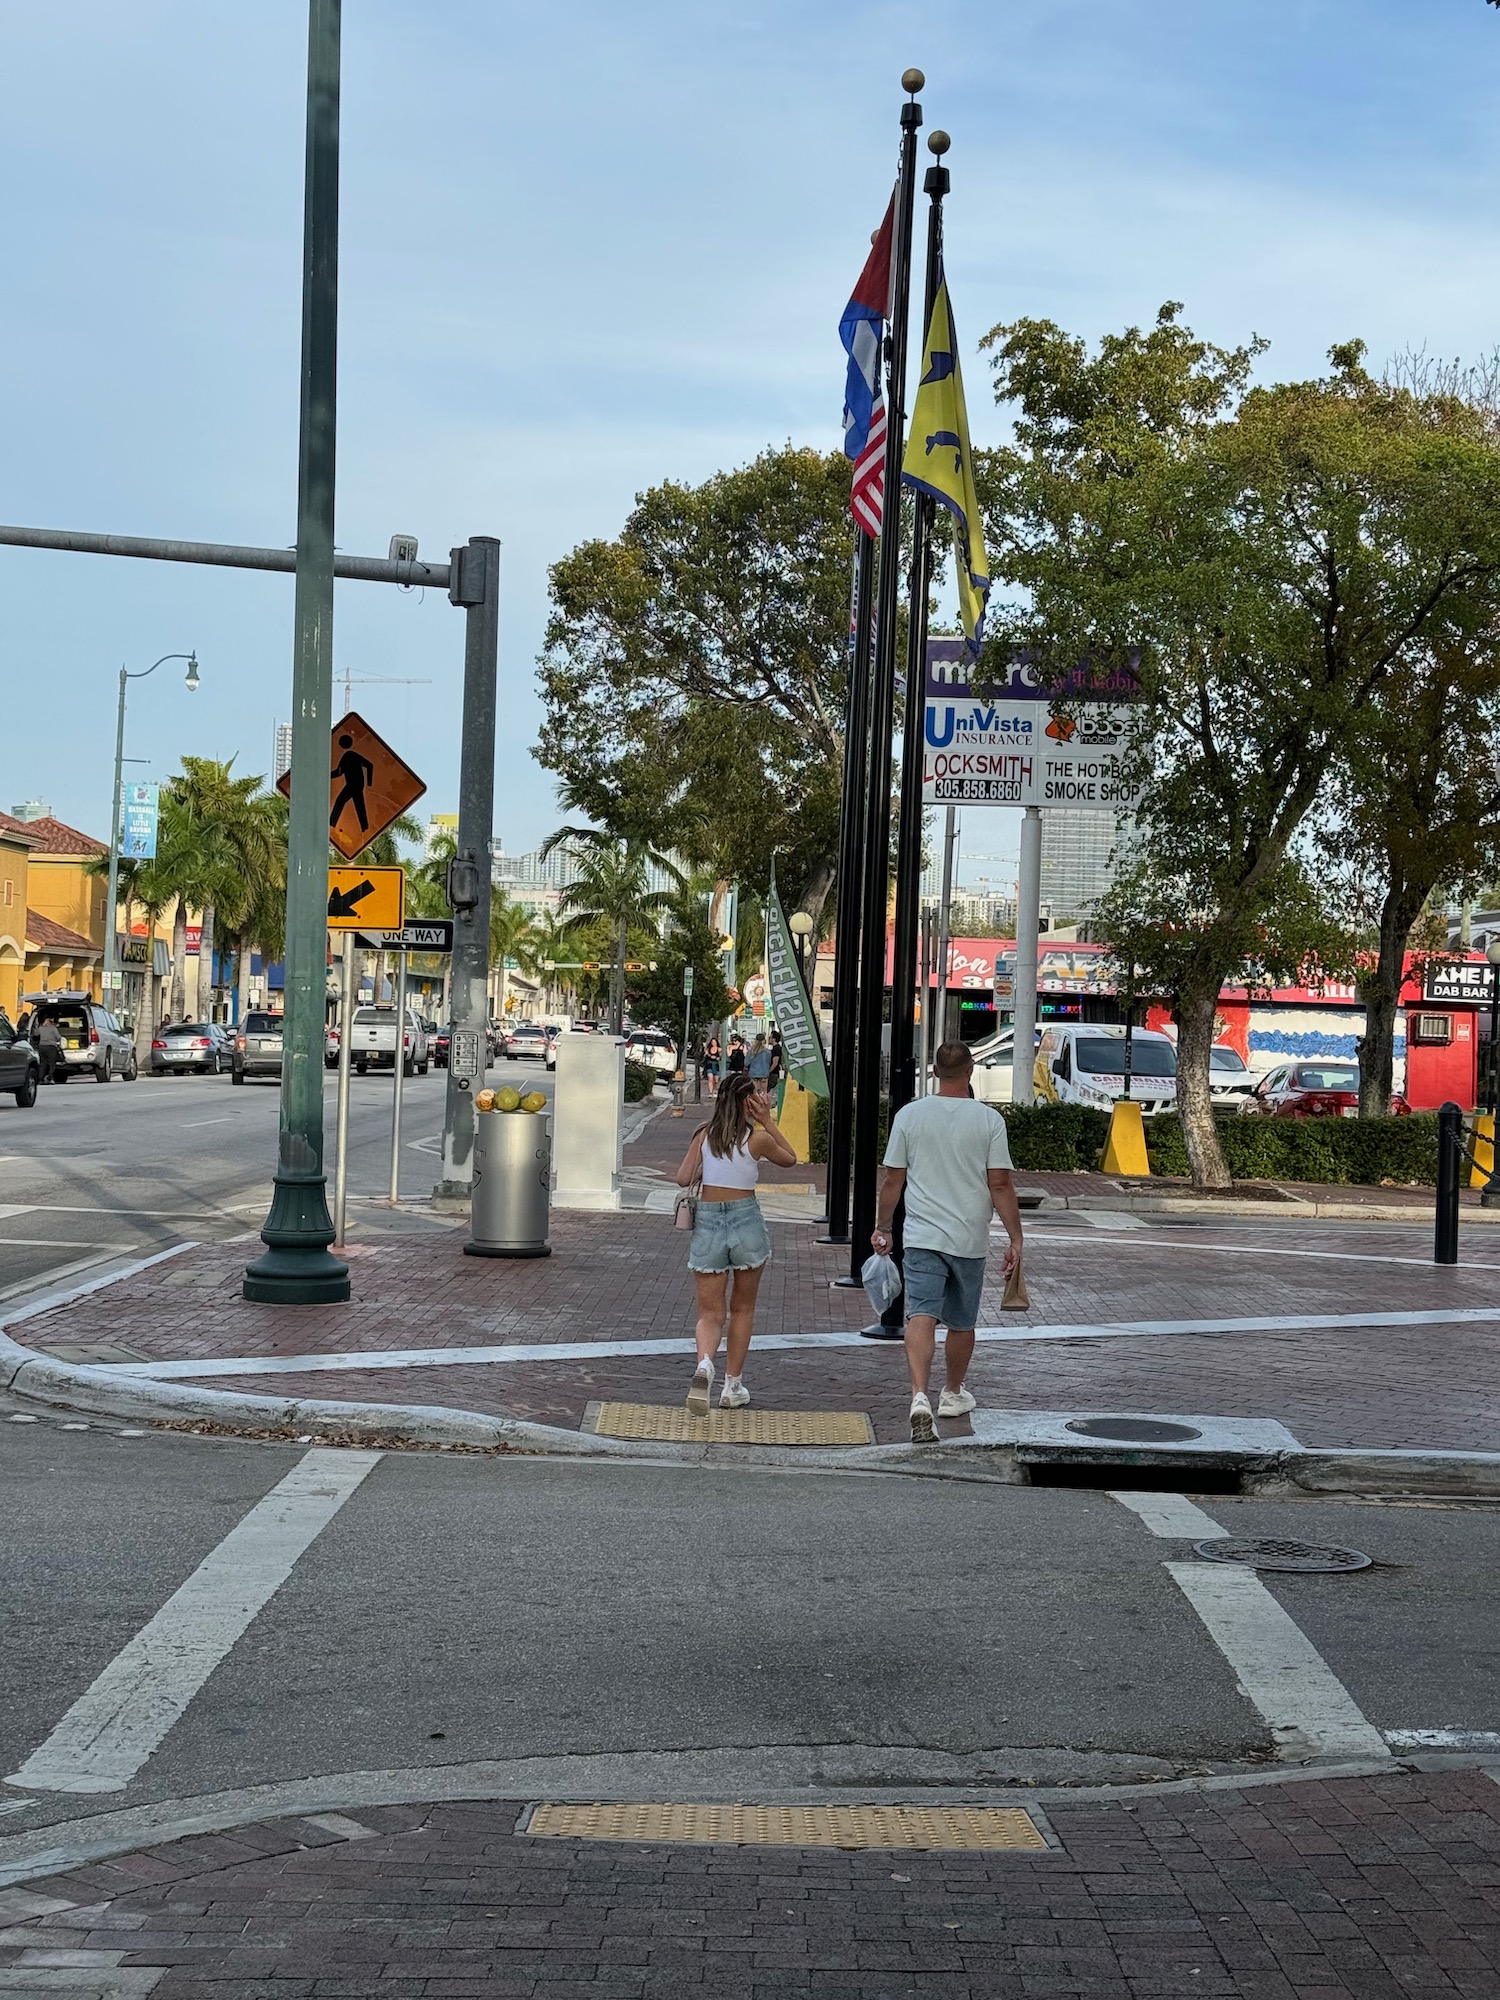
[103,652,199,1009]
[1482,938,1500,1209]
[789,909,814,981]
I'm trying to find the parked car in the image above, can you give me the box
[0,1014,40,1106]
[1034,1024,1178,1117]
[504,1022,549,1061]
[430,1023,451,1068]
[350,1006,430,1076]
[1250,1061,1409,1118]
[325,1023,341,1069]
[1209,1043,1259,1112]
[625,1030,678,1079]
[151,1021,228,1076]
[232,1010,284,1085]
[22,992,138,1082]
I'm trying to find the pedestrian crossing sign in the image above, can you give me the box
[277,709,426,861]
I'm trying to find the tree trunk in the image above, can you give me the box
[799,856,836,933]
[170,907,188,1020]
[236,930,254,1028]
[1358,885,1426,1117]
[197,903,216,1020]
[1174,978,1231,1187]
[611,916,627,1035]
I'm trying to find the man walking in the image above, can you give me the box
[872,1039,1023,1442]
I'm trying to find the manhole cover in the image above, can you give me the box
[1194,1537,1372,1574]
[1065,1417,1203,1442]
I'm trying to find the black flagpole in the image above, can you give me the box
[849,69,923,1292]
[820,532,875,1248]
[888,134,950,1119]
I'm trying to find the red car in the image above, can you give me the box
[1250,1061,1409,1117]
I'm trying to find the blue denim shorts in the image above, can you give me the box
[902,1246,986,1329]
[688,1196,772,1273]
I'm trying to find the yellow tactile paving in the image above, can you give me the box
[587,1401,874,1446]
[525,1801,1049,1851]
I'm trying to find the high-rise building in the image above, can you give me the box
[1040,807,1126,922]
[272,723,294,783]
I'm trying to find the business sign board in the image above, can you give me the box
[1422,960,1492,1006]
[921,639,1143,811]
[121,782,159,860]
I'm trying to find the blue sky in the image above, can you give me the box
[3,1,1499,880]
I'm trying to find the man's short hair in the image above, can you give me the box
[933,1039,974,1079]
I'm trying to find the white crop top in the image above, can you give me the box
[701,1136,759,1190]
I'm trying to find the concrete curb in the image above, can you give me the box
[6,1323,1500,1495]
[1037,1192,1478,1223]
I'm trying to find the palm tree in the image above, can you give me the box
[489,893,540,1021]
[166,758,282,1020]
[542,828,682,1034]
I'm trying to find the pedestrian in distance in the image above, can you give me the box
[747,1033,772,1082]
[726,1035,746,1076]
[767,1029,785,1093]
[872,1038,1024,1443]
[704,1034,721,1097]
[676,1072,797,1414]
[35,1013,65,1085]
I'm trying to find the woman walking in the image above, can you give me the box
[676,1072,797,1413]
[704,1033,721,1097]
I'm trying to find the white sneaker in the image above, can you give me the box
[720,1378,750,1409]
[686,1359,714,1417]
[909,1392,936,1444]
[938,1387,977,1418]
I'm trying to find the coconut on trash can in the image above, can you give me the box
[465,1098,552,1258]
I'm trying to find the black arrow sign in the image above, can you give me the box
[327,877,376,919]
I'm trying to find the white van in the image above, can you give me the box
[1034,1024,1178,1117]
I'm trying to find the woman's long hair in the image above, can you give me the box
[704,1072,757,1159]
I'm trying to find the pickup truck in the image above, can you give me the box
[350,1006,430,1076]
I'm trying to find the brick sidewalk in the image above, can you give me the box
[3,1769,1498,1995]
[14,1104,1500,1450]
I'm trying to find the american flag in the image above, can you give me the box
[839,195,894,540]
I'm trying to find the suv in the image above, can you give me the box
[0,1015,40,1106]
[232,1010,284,1085]
[21,992,137,1082]
[625,1030,678,1079]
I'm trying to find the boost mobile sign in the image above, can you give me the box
[921,640,1143,811]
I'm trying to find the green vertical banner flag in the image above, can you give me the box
[765,867,829,1098]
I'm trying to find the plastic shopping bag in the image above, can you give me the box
[861,1253,902,1315]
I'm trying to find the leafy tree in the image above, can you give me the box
[625,880,732,1053]
[543,828,681,1034]
[536,445,855,921]
[977,308,1500,1184]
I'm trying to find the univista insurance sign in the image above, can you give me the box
[921,640,1142,811]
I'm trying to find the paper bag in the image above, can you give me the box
[1001,1249,1030,1311]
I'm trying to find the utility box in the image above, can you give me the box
[552,1033,624,1210]
[465,1108,552,1258]
[1404,1006,1478,1113]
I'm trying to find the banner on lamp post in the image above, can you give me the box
[121,782,160,860]
[765,867,828,1098]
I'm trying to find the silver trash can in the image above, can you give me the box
[465,1108,552,1258]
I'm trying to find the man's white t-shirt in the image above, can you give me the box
[882,1096,1013,1260]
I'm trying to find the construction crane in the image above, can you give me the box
[340,669,431,710]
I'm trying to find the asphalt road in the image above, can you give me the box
[0,1414,1495,1848]
[0,1056,555,1310]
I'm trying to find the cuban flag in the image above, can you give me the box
[839,195,894,538]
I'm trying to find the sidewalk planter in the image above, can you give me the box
[1145,1112,1440,1186]
[465,1108,552,1258]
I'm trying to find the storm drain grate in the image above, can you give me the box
[586,1402,875,1446]
[1194,1536,1372,1574]
[522,1802,1049,1851]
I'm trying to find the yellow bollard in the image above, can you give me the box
[1471,1112,1494,1189]
[1101,1099,1150,1176]
[778,1078,813,1164]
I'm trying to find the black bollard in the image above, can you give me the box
[1435,1101,1461,1266]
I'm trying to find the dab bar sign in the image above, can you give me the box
[922,640,1142,811]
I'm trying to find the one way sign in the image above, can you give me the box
[327,866,404,931]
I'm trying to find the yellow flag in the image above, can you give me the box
[900,274,990,656]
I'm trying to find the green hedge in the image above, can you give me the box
[1144,1111,1439,1185]
[623,1060,658,1103]
[813,1094,1439,1185]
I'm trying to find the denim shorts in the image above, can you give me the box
[902,1246,986,1329]
[688,1196,772,1273]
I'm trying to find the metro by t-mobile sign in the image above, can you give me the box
[921,640,1143,811]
